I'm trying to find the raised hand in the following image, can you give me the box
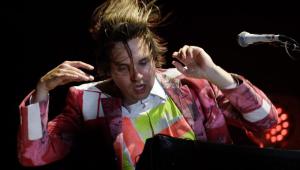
[172,45,236,89]
[33,61,94,102]
[172,45,216,79]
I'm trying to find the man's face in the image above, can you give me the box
[110,38,156,105]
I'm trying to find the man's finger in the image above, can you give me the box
[68,61,94,70]
[172,60,187,74]
[59,69,94,81]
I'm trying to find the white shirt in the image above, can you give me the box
[122,78,168,117]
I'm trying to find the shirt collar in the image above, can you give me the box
[150,78,168,100]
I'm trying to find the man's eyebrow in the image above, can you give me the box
[112,55,150,65]
[111,57,129,65]
[112,61,127,65]
[140,56,151,60]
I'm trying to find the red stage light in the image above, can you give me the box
[271,136,277,143]
[282,122,289,128]
[281,129,288,136]
[276,107,283,113]
[263,105,290,147]
[276,107,282,113]
[276,135,283,142]
[280,114,288,121]
[276,125,282,132]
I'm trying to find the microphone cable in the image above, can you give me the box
[277,35,300,60]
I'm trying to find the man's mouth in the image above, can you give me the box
[134,84,146,94]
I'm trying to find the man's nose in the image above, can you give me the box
[130,66,143,81]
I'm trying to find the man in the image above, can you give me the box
[18,0,278,169]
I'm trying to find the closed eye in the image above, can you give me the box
[139,58,149,66]
[117,64,128,71]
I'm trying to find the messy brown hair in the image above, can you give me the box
[89,0,167,78]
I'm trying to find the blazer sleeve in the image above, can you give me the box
[212,74,278,133]
[18,87,83,167]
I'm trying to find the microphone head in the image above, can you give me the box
[237,31,280,47]
[237,31,250,47]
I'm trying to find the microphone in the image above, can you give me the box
[237,31,281,47]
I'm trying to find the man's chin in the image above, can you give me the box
[135,92,150,101]
[136,94,148,101]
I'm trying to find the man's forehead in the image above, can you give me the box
[110,39,151,63]
[112,54,150,65]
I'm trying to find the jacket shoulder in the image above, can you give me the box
[72,79,120,98]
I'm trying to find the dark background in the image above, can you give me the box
[3,0,300,169]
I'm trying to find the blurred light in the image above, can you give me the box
[276,107,283,113]
[278,118,282,124]
[281,129,288,136]
[280,114,288,121]
[263,105,290,147]
[271,136,277,143]
[282,122,289,128]
[276,125,282,132]
[270,129,277,135]
[276,135,283,142]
